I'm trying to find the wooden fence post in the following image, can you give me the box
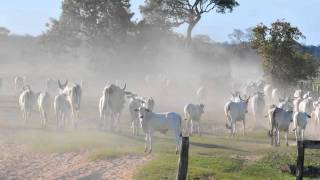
[296,141,305,180]
[177,136,189,180]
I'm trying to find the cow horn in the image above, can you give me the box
[122,83,126,90]
[239,95,243,101]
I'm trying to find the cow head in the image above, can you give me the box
[239,95,250,113]
[199,104,205,114]
[58,80,68,90]
[136,107,151,122]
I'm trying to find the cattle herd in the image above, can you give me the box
[225,80,320,146]
[1,76,320,153]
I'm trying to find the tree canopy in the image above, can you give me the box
[140,0,239,45]
[251,20,318,86]
[43,0,134,51]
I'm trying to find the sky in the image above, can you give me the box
[0,0,319,45]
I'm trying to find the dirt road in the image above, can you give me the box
[0,138,151,179]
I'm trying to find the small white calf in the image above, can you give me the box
[136,107,181,154]
[293,112,310,143]
[184,103,205,136]
[54,94,70,130]
[38,92,51,128]
[128,96,144,136]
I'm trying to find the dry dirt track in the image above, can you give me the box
[0,95,151,180]
[0,137,151,180]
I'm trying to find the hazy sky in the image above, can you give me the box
[0,0,319,45]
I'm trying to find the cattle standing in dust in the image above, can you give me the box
[293,112,310,143]
[263,84,272,107]
[136,107,182,154]
[224,96,250,136]
[58,80,82,128]
[184,103,205,136]
[54,93,70,130]
[268,106,293,146]
[251,92,265,126]
[19,86,37,124]
[98,83,129,131]
[38,92,51,128]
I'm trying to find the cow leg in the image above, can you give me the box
[198,121,201,136]
[144,133,149,152]
[190,120,194,135]
[149,131,153,153]
[277,129,280,146]
[242,119,246,136]
[295,128,298,143]
[109,113,114,132]
[116,113,121,132]
[232,122,236,137]
[175,130,180,154]
[301,129,304,141]
[285,131,289,146]
[56,111,59,130]
[43,111,47,129]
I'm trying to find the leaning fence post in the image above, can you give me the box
[177,136,189,180]
[296,140,305,180]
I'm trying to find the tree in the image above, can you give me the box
[251,20,318,86]
[0,27,10,36]
[140,0,239,45]
[43,0,134,50]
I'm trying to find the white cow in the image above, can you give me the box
[264,84,273,106]
[313,102,320,125]
[136,107,182,154]
[54,93,70,130]
[184,103,205,136]
[268,106,293,146]
[38,92,51,128]
[98,83,129,131]
[58,80,82,128]
[251,92,265,125]
[224,96,250,136]
[19,86,37,124]
[293,112,310,143]
[271,88,281,105]
[299,97,313,115]
[293,97,303,112]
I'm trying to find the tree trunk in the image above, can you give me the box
[186,16,201,47]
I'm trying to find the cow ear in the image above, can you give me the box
[145,108,150,112]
